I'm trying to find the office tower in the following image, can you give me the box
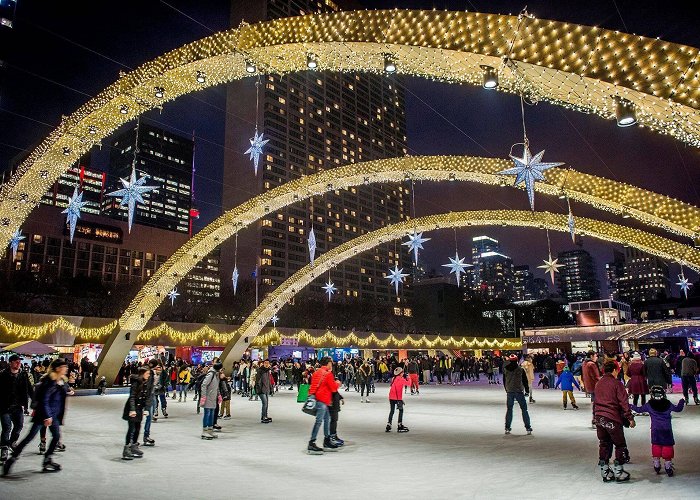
[617,247,670,304]
[477,251,514,301]
[470,235,502,295]
[513,264,550,301]
[103,122,194,234]
[184,248,222,305]
[557,249,600,303]
[605,249,625,300]
[41,154,105,216]
[222,0,409,303]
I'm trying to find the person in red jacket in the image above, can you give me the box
[386,366,411,433]
[594,361,636,483]
[307,357,341,455]
[582,351,601,428]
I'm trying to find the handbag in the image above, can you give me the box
[302,372,328,416]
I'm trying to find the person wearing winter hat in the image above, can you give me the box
[386,366,411,433]
[3,358,70,475]
[0,354,34,463]
[555,366,580,410]
[503,354,532,435]
[627,352,649,409]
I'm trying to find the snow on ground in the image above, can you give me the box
[2,380,698,499]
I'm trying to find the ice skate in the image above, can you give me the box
[2,455,16,476]
[665,461,674,477]
[653,457,661,474]
[397,423,409,433]
[613,460,630,482]
[122,445,134,460]
[38,440,46,455]
[307,440,323,455]
[330,434,344,446]
[42,458,61,472]
[598,460,614,482]
[505,428,511,435]
[526,428,533,435]
[129,443,143,458]
[385,424,391,432]
[572,403,579,410]
[201,428,214,440]
[143,437,155,446]
[323,437,339,451]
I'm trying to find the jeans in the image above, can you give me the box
[681,375,698,400]
[202,408,215,428]
[505,392,531,430]
[546,370,556,389]
[14,420,60,458]
[144,396,156,437]
[260,393,269,419]
[177,384,187,399]
[1,407,24,447]
[388,399,404,424]
[310,401,330,441]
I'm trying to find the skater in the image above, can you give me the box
[503,354,532,435]
[254,359,272,423]
[537,373,550,390]
[583,351,602,428]
[594,361,635,483]
[141,360,158,448]
[631,385,685,476]
[679,353,699,405]
[199,361,222,440]
[306,357,341,455]
[627,353,649,410]
[329,376,345,446]
[644,348,671,394]
[386,366,411,433]
[407,358,420,394]
[177,365,191,402]
[520,355,536,403]
[3,358,70,475]
[121,366,150,460]
[0,354,34,463]
[218,371,232,419]
[555,366,580,409]
[96,376,107,395]
[358,360,372,403]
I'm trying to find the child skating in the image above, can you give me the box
[537,373,550,389]
[631,385,685,476]
[555,366,580,409]
[386,367,410,433]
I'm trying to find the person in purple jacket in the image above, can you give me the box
[631,385,685,477]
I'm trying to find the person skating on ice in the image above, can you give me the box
[386,366,411,433]
[555,366,580,410]
[631,385,685,476]
[121,366,150,460]
[503,354,532,436]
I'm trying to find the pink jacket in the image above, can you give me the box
[389,375,411,400]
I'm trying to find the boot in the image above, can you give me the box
[653,457,661,474]
[39,440,46,455]
[122,445,134,460]
[572,403,579,410]
[2,455,16,475]
[664,461,674,477]
[397,423,409,433]
[526,427,533,435]
[505,428,511,435]
[307,440,323,455]
[207,427,218,439]
[323,437,339,451]
[0,446,8,462]
[330,434,344,446]
[598,460,614,482]
[143,436,155,446]
[201,428,213,440]
[55,443,66,452]
[563,401,567,410]
[385,423,391,433]
[42,457,61,472]
[613,460,630,482]
[529,397,536,403]
[129,443,144,458]
[162,410,168,418]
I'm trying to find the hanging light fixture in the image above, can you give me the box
[306,53,318,69]
[480,65,498,89]
[196,71,206,84]
[88,125,97,135]
[119,104,129,114]
[154,86,164,98]
[62,147,71,156]
[245,60,256,74]
[384,54,396,73]
[614,97,637,127]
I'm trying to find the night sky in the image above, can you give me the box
[1,0,699,296]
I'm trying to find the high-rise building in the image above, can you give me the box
[41,155,105,216]
[477,251,514,301]
[184,248,222,304]
[102,122,194,234]
[605,249,625,300]
[513,264,549,301]
[557,249,600,302]
[616,247,670,304]
[222,0,409,303]
[469,235,500,292]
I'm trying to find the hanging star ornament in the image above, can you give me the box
[386,264,409,296]
[567,210,576,243]
[442,251,471,286]
[402,231,430,265]
[8,229,25,261]
[538,253,564,285]
[232,266,239,295]
[166,288,180,306]
[62,188,89,243]
[499,145,564,210]
[677,273,693,299]
[322,279,337,301]
[308,228,317,266]
[106,166,158,233]
[271,314,279,327]
[245,129,269,175]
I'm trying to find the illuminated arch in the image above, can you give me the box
[218,209,700,366]
[3,9,700,247]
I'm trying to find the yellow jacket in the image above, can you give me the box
[178,369,191,384]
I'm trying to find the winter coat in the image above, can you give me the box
[631,398,685,446]
[32,374,68,425]
[503,362,529,394]
[389,375,411,400]
[644,356,671,387]
[200,368,220,409]
[0,368,34,412]
[582,359,601,393]
[681,357,698,377]
[593,373,633,424]
[122,375,149,422]
[309,366,338,406]
[555,371,580,391]
[520,360,535,384]
[255,367,272,395]
[219,378,232,401]
[627,360,649,395]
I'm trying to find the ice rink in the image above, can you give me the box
[2,380,698,499]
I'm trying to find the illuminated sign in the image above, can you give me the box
[63,220,123,244]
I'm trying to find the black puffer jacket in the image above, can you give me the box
[122,375,149,421]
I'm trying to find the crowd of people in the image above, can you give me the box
[0,345,697,481]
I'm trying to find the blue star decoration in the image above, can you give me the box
[270,314,279,327]
[402,231,430,265]
[322,280,337,301]
[442,251,471,286]
[167,288,180,306]
[245,129,269,176]
[499,145,564,210]
[232,266,239,295]
[386,264,409,296]
[308,228,317,266]
[62,187,89,244]
[677,274,693,299]
[107,166,158,233]
[567,210,576,243]
[8,229,25,261]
